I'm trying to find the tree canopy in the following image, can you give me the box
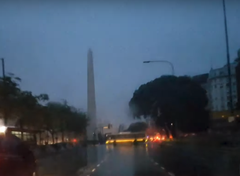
[0,74,88,143]
[129,75,210,135]
[126,122,148,132]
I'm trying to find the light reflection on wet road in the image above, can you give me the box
[86,144,169,176]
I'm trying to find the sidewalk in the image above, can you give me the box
[36,144,108,176]
[36,147,86,176]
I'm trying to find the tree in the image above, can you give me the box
[66,107,88,134]
[15,91,49,139]
[42,101,88,144]
[129,75,209,136]
[0,74,21,125]
[0,72,88,144]
[43,102,65,143]
[234,49,240,62]
[127,122,148,132]
[16,91,39,130]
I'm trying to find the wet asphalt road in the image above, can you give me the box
[82,142,226,176]
[40,142,236,176]
[82,144,170,176]
[147,143,213,176]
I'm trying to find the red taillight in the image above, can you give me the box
[73,139,77,142]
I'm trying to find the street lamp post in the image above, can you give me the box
[143,60,175,75]
[143,60,177,137]
[222,0,233,115]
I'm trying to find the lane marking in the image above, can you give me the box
[161,166,165,170]
[154,162,159,165]
[97,164,100,167]
[92,168,96,172]
[168,172,175,176]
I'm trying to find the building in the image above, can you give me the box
[192,61,240,119]
[235,50,240,109]
[208,62,238,112]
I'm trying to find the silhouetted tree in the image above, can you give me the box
[127,122,148,132]
[0,73,88,144]
[129,75,209,135]
[0,74,21,125]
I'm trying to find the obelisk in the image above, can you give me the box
[87,49,97,140]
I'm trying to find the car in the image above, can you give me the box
[0,129,37,176]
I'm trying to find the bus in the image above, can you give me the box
[105,132,146,144]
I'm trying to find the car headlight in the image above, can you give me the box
[0,126,7,133]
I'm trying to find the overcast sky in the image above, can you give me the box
[0,0,240,127]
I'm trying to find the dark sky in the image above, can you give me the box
[0,0,240,127]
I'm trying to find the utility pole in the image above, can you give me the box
[222,0,233,115]
[1,58,6,125]
[1,58,5,78]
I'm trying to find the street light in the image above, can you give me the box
[0,126,7,133]
[143,60,177,137]
[143,60,175,75]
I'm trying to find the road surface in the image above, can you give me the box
[40,143,237,176]
[81,143,223,176]
[81,144,170,176]
[147,143,213,176]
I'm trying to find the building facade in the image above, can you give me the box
[208,62,238,112]
[235,50,240,109]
